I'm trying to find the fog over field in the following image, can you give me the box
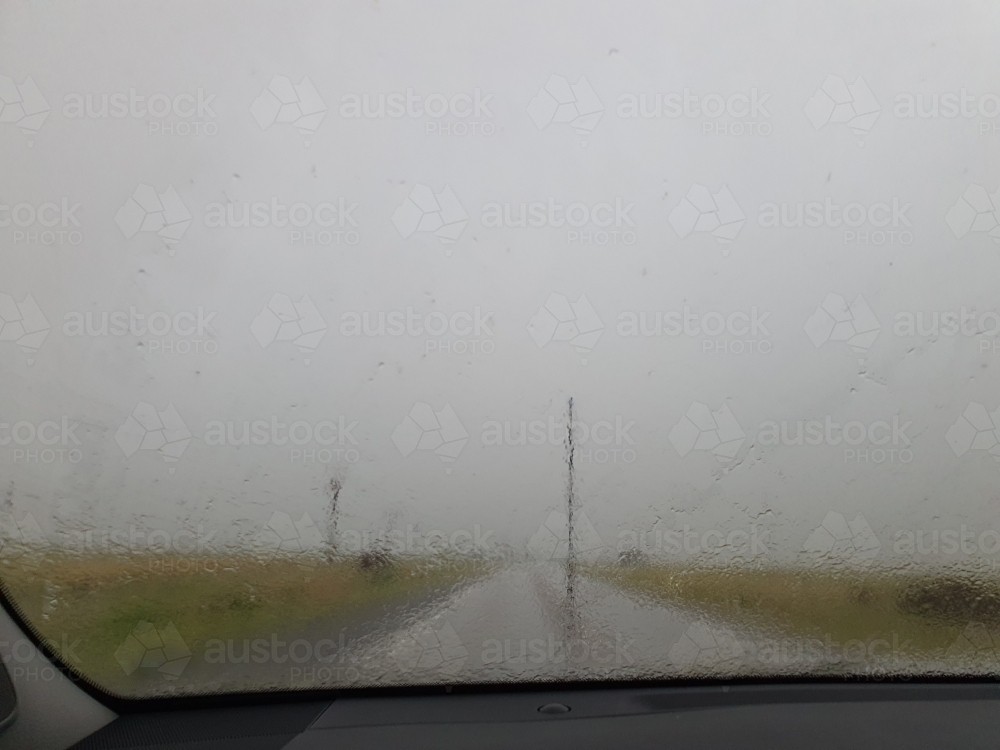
[2,0,1000,572]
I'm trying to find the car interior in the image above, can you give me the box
[2,0,1000,747]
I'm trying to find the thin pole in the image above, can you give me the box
[565,397,576,618]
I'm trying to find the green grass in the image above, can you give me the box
[588,562,1000,656]
[9,554,999,692]
[1,550,490,694]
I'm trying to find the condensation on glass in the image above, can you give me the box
[1,0,998,698]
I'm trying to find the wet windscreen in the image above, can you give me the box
[2,0,1000,699]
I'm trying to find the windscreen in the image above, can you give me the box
[2,0,1000,698]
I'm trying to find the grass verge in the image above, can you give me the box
[588,562,1000,656]
[0,550,491,694]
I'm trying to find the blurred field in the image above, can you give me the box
[0,550,491,691]
[589,561,1000,657]
[6,553,1000,693]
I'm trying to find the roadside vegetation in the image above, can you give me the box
[0,549,492,694]
[588,560,1000,660]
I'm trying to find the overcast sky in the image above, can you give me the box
[3,0,1000,566]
